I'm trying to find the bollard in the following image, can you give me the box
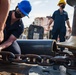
[17,39,57,55]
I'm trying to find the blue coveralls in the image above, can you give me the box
[2,10,24,59]
[51,9,69,50]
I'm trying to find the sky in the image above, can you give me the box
[10,0,74,28]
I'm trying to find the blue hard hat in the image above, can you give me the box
[18,0,32,18]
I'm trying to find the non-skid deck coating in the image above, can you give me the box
[0,63,32,75]
[29,66,67,75]
[0,63,75,75]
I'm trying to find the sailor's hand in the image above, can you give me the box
[0,30,4,42]
[68,27,72,33]
[48,25,50,30]
[0,47,2,52]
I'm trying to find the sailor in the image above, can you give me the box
[48,0,71,51]
[0,0,32,60]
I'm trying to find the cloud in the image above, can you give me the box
[33,1,42,5]
[32,13,47,17]
[44,0,49,3]
[32,0,49,6]
[10,0,22,9]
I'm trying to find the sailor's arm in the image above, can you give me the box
[0,0,10,42]
[0,34,17,50]
[48,18,53,29]
[66,20,72,33]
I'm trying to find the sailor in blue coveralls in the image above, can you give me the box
[48,0,71,51]
[0,0,32,60]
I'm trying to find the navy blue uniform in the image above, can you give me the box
[51,9,69,51]
[51,9,69,42]
[2,10,24,56]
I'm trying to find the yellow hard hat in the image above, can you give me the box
[58,0,66,6]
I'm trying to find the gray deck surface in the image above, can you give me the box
[0,63,32,75]
[29,66,67,75]
[0,49,75,75]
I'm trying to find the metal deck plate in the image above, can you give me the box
[29,66,67,75]
[67,69,76,75]
[0,63,31,75]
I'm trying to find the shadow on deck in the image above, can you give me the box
[0,63,32,75]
